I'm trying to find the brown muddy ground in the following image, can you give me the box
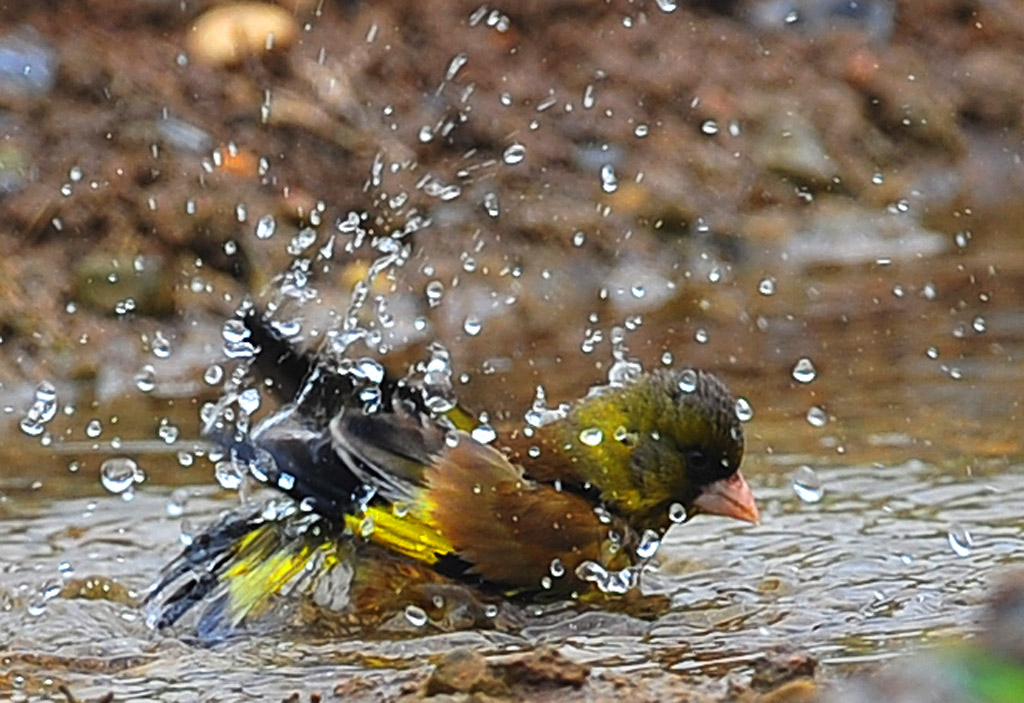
[1,1,1024,701]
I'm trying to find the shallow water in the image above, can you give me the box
[1,456,1021,700]
[2,211,1023,703]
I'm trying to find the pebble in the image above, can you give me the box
[187,3,300,68]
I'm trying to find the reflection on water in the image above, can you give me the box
[1,455,1022,699]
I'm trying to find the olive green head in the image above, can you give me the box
[554,368,752,533]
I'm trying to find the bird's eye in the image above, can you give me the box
[687,449,709,469]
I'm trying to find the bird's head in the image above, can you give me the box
[550,368,758,535]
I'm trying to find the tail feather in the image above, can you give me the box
[145,502,347,641]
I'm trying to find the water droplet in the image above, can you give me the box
[483,604,499,618]
[677,369,698,393]
[215,461,244,490]
[599,164,618,193]
[100,457,142,494]
[549,558,565,577]
[668,502,687,523]
[134,365,156,393]
[158,419,180,444]
[502,143,525,165]
[525,386,569,428]
[791,357,817,383]
[636,529,661,559]
[287,227,317,256]
[151,330,172,359]
[471,424,496,444]
[700,119,719,136]
[579,427,604,446]
[167,487,189,517]
[655,0,677,12]
[734,397,753,422]
[445,51,468,80]
[694,328,709,344]
[582,83,595,109]
[792,465,823,503]
[972,316,986,333]
[238,388,261,415]
[871,171,884,185]
[463,316,482,336]
[404,604,428,627]
[947,524,973,557]
[359,515,375,537]
[954,230,971,249]
[204,364,224,385]
[758,277,776,296]
[19,381,58,436]
[572,230,586,247]
[85,419,103,438]
[255,214,277,239]
[483,192,500,218]
[806,406,828,427]
[634,123,649,138]
[425,280,445,307]
[926,346,939,359]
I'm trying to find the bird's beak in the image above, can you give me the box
[692,471,760,525]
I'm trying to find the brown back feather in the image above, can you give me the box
[426,438,613,593]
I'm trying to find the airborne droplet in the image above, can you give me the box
[677,369,698,394]
[100,457,143,494]
[792,357,817,383]
[792,465,823,503]
[255,214,277,239]
[404,604,429,627]
[806,406,828,427]
[502,143,526,165]
[599,164,618,193]
[735,397,753,422]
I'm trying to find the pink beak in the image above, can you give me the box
[692,471,760,525]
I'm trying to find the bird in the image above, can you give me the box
[144,310,759,641]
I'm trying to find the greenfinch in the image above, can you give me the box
[145,313,758,639]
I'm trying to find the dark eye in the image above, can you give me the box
[687,449,709,470]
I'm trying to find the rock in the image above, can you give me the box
[425,649,502,697]
[498,647,590,689]
[753,110,837,184]
[783,200,947,267]
[187,3,299,68]
[757,678,818,703]
[750,648,818,691]
[956,50,1024,128]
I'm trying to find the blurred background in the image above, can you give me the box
[0,1,1022,701]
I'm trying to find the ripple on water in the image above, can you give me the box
[0,460,1022,697]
